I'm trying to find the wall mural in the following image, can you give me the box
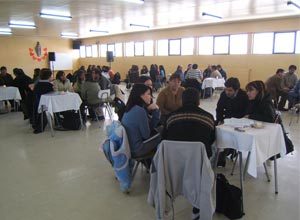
[28,42,48,62]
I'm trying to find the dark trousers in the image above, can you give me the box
[277,91,288,110]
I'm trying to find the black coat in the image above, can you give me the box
[247,93,276,123]
[216,89,249,123]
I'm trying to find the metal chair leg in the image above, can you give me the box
[239,152,244,213]
[231,153,238,175]
[132,161,140,180]
[263,162,271,182]
[243,152,251,180]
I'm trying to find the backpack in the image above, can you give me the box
[216,173,245,219]
[61,110,82,130]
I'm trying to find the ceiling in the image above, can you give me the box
[0,0,299,39]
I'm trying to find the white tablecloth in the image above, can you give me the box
[201,78,225,89]
[215,119,286,178]
[38,92,82,116]
[0,86,22,101]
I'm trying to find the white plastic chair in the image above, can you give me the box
[98,89,113,120]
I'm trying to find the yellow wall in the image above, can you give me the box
[0,36,77,77]
[79,17,300,87]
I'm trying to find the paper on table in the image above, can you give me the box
[224,118,254,127]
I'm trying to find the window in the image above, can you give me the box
[214,35,229,54]
[181,38,194,55]
[198,37,213,55]
[125,42,134,57]
[100,44,107,57]
[253,33,274,54]
[115,43,123,57]
[157,39,168,56]
[296,31,300,54]
[230,34,248,55]
[79,45,86,58]
[144,40,153,56]
[107,44,115,56]
[86,46,92,57]
[274,32,296,54]
[169,39,181,55]
[92,44,98,57]
[134,42,144,56]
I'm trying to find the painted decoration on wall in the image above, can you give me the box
[29,42,48,62]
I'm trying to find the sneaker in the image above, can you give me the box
[192,207,200,220]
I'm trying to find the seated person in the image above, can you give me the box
[265,68,289,111]
[217,65,227,80]
[81,72,104,121]
[121,84,160,158]
[216,77,248,166]
[210,65,222,78]
[163,87,215,158]
[33,68,54,133]
[186,63,203,82]
[73,70,85,96]
[53,71,73,92]
[216,77,249,124]
[246,80,276,123]
[156,73,185,123]
[288,79,300,109]
[162,87,215,219]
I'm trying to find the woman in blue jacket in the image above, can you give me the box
[122,84,160,158]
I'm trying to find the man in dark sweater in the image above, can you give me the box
[216,77,249,167]
[0,66,14,109]
[163,87,215,158]
[162,87,215,219]
[216,77,249,124]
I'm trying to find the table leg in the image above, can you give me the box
[213,148,220,169]
[46,112,54,137]
[239,151,244,213]
[274,156,278,194]
[78,110,84,130]
[263,162,271,182]
[243,152,251,181]
[41,106,44,132]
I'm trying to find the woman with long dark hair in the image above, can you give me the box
[122,84,160,158]
[246,80,276,123]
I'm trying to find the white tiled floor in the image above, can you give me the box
[0,93,299,220]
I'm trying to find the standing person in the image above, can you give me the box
[246,81,276,123]
[184,64,192,78]
[121,84,160,158]
[156,73,185,123]
[12,68,33,119]
[216,77,249,124]
[158,65,166,87]
[265,68,289,111]
[53,71,73,92]
[149,64,158,84]
[217,65,227,80]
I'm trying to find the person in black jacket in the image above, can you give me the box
[216,77,249,124]
[216,77,249,167]
[32,68,54,133]
[0,66,14,109]
[246,80,276,123]
[163,87,215,159]
[12,68,33,119]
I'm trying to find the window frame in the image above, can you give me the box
[213,35,230,55]
[229,34,248,55]
[273,31,296,54]
[168,38,181,56]
[157,39,169,56]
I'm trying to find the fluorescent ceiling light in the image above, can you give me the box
[0,31,12,35]
[123,0,144,4]
[202,12,222,19]
[287,1,300,9]
[90,29,109,33]
[40,12,72,20]
[129,23,150,28]
[9,22,36,29]
[61,32,78,38]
